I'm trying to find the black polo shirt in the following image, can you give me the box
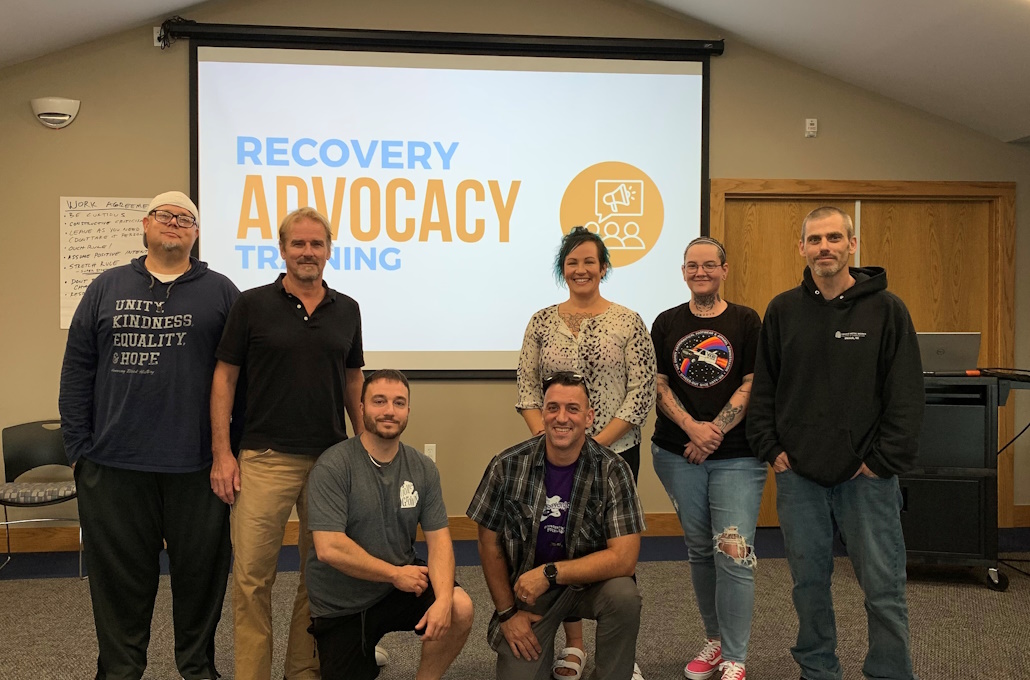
[216,274,364,455]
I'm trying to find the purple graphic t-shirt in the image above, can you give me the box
[534,458,577,567]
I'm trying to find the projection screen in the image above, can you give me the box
[191,32,715,373]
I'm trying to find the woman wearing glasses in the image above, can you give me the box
[516,226,656,680]
[649,237,764,680]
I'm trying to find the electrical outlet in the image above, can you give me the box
[154,27,164,47]
[424,444,437,462]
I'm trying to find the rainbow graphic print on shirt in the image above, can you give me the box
[674,330,733,388]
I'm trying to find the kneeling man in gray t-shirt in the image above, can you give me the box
[306,369,474,680]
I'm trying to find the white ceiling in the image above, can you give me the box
[2,0,195,68]
[4,0,1029,143]
[654,0,1030,144]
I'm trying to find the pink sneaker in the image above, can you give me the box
[719,661,746,680]
[684,639,722,680]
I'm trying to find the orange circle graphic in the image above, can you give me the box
[559,161,664,268]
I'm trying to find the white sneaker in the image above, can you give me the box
[375,644,389,666]
[632,662,645,680]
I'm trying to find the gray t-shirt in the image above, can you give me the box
[305,436,449,618]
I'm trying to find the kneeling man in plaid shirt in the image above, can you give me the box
[468,371,645,680]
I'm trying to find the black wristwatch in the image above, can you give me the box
[544,562,559,586]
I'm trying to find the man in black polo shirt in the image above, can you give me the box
[210,206,365,680]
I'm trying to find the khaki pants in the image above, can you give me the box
[231,448,319,680]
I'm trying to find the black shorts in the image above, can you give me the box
[309,580,458,680]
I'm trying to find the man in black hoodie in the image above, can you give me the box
[747,206,923,680]
[60,191,240,680]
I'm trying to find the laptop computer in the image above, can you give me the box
[917,332,981,374]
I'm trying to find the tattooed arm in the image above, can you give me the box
[712,374,754,435]
[655,373,695,432]
[656,374,723,456]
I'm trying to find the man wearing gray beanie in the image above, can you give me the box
[60,190,241,680]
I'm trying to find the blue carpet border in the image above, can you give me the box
[4,527,1029,581]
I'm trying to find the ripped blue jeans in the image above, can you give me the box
[652,444,767,664]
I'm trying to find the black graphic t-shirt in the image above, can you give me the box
[650,301,761,459]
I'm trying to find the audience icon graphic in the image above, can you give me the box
[560,161,665,268]
[587,180,647,250]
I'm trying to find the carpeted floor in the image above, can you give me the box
[2,554,1029,679]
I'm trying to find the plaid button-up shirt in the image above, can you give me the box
[466,435,645,645]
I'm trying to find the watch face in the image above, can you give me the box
[545,563,557,580]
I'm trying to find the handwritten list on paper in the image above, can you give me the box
[60,197,150,328]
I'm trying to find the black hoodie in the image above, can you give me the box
[60,256,240,472]
[746,266,924,486]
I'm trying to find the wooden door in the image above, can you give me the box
[860,200,992,356]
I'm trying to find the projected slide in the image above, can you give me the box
[196,47,704,370]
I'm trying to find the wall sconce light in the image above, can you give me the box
[30,97,80,129]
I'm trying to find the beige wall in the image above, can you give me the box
[3,0,1029,526]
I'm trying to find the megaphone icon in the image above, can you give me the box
[602,183,632,213]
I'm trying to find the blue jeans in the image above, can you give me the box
[652,444,767,663]
[776,469,917,680]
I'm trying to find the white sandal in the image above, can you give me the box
[552,646,587,680]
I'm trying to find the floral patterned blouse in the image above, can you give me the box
[516,303,657,453]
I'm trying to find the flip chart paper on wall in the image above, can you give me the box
[60,197,149,328]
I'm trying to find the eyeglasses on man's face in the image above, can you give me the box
[149,209,197,229]
[683,262,723,274]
